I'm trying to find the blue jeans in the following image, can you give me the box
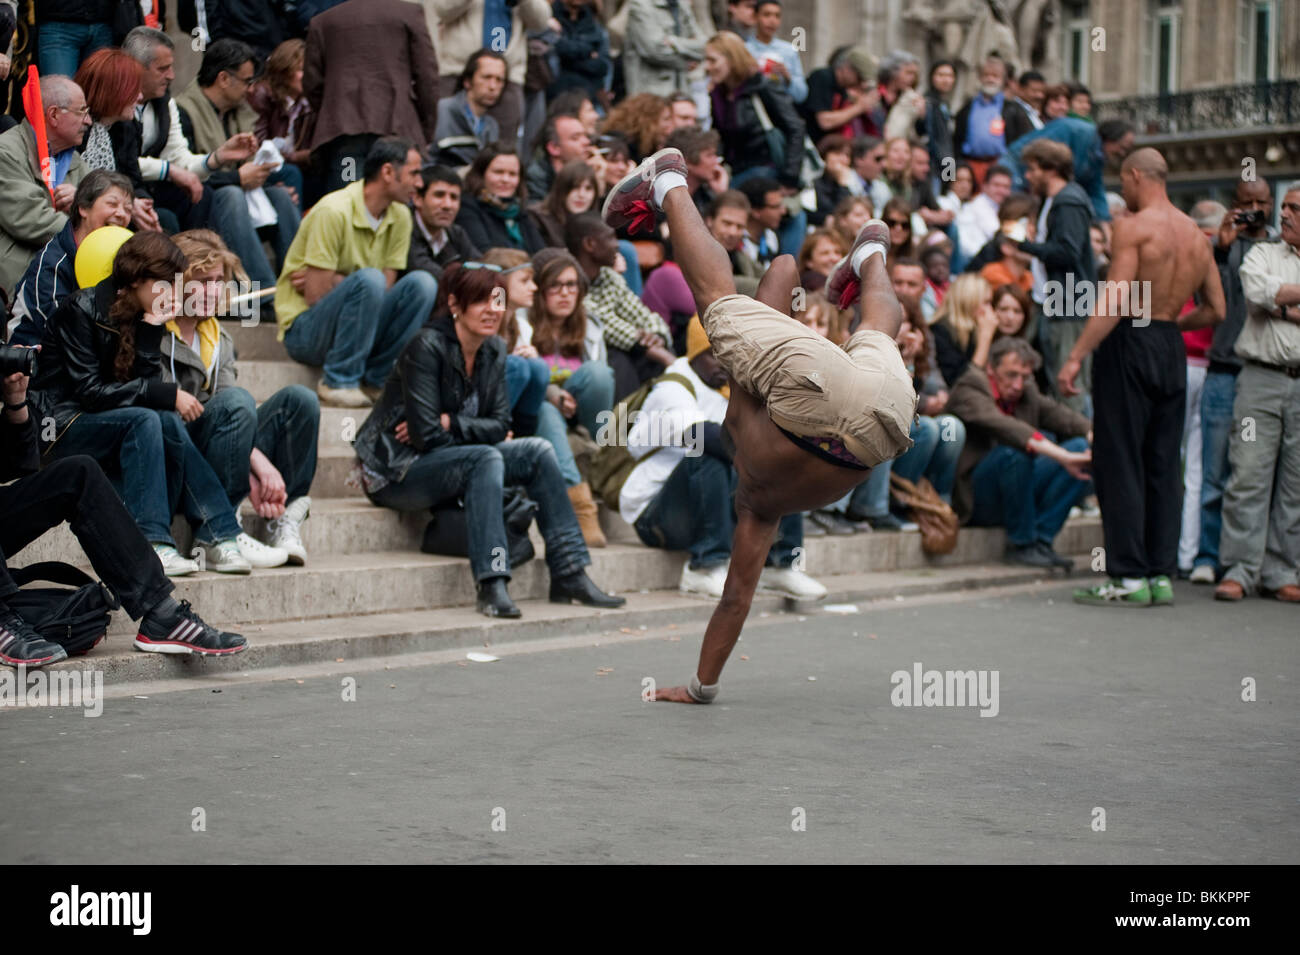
[506,355,581,485]
[284,269,438,389]
[565,360,615,439]
[845,461,891,518]
[49,407,242,547]
[730,164,808,257]
[616,239,643,297]
[188,385,320,508]
[367,437,589,582]
[535,401,582,486]
[38,22,112,76]
[505,354,549,417]
[1196,370,1237,571]
[634,453,802,569]
[210,182,301,292]
[892,414,965,503]
[969,437,1092,547]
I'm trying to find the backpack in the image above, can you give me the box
[5,562,120,656]
[421,486,538,568]
[589,372,696,510]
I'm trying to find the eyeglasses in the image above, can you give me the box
[887,219,910,228]
[547,281,581,292]
[225,70,257,88]
[57,105,91,118]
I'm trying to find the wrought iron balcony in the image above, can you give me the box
[1096,80,1300,137]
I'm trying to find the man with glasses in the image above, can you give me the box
[947,336,1093,570]
[0,74,89,295]
[177,39,302,308]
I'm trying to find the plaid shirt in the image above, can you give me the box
[585,266,673,353]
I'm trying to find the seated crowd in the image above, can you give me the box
[1,0,1295,667]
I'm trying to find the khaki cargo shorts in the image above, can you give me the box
[701,294,917,468]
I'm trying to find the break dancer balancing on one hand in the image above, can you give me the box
[602,148,918,705]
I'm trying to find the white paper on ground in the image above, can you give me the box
[466,651,499,663]
[823,604,859,614]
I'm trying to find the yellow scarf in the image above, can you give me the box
[166,317,221,389]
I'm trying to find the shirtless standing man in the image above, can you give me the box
[603,148,918,704]
[1057,148,1225,607]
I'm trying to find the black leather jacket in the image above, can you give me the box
[353,317,510,487]
[28,282,178,453]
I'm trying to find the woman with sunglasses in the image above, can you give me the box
[881,196,919,267]
[456,142,545,254]
[353,262,623,619]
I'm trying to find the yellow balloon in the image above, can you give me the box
[74,225,135,289]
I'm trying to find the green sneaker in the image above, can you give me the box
[1073,578,1153,607]
[1149,575,1174,606]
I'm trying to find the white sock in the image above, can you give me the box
[1121,577,1146,590]
[850,242,888,274]
[652,172,688,209]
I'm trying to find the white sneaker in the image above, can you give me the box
[265,496,310,565]
[235,532,288,569]
[153,543,199,577]
[316,381,372,408]
[205,539,252,574]
[680,563,728,599]
[1189,564,1216,585]
[758,566,828,601]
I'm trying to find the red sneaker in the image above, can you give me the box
[826,218,892,310]
[601,147,688,236]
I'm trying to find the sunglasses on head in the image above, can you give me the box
[462,261,503,272]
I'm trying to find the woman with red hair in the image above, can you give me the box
[74,48,142,173]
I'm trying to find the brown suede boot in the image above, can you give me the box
[567,482,607,548]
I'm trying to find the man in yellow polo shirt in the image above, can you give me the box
[277,138,439,407]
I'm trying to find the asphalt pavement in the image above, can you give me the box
[1,579,1295,864]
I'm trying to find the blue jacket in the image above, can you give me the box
[1002,117,1111,222]
[7,223,78,346]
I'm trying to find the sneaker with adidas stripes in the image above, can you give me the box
[134,600,246,656]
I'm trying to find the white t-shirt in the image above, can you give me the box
[1031,195,1054,304]
[617,357,730,525]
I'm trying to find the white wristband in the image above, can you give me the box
[687,674,719,703]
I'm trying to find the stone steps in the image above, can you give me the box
[39,560,1089,686]
[8,314,1105,688]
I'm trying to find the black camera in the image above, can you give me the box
[1234,209,1267,229]
[0,345,38,378]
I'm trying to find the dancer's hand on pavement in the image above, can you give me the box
[653,685,698,703]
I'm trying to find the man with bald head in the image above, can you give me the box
[0,75,90,294]
[1059,148,1226,607]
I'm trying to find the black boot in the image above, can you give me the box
[549,570,626,608]
[477,577,521,618]
[1036,542,1074,572]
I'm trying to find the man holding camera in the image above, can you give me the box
[1214,181,1300,603]
[0,346,245,666]
[1190,178,1276,584]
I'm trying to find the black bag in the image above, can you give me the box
[5,562,120,656]
[421,487,537,568]
[112,0,145,44]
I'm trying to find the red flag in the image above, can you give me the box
[20,65,54,198]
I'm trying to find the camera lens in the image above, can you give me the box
[0,345,37,378]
